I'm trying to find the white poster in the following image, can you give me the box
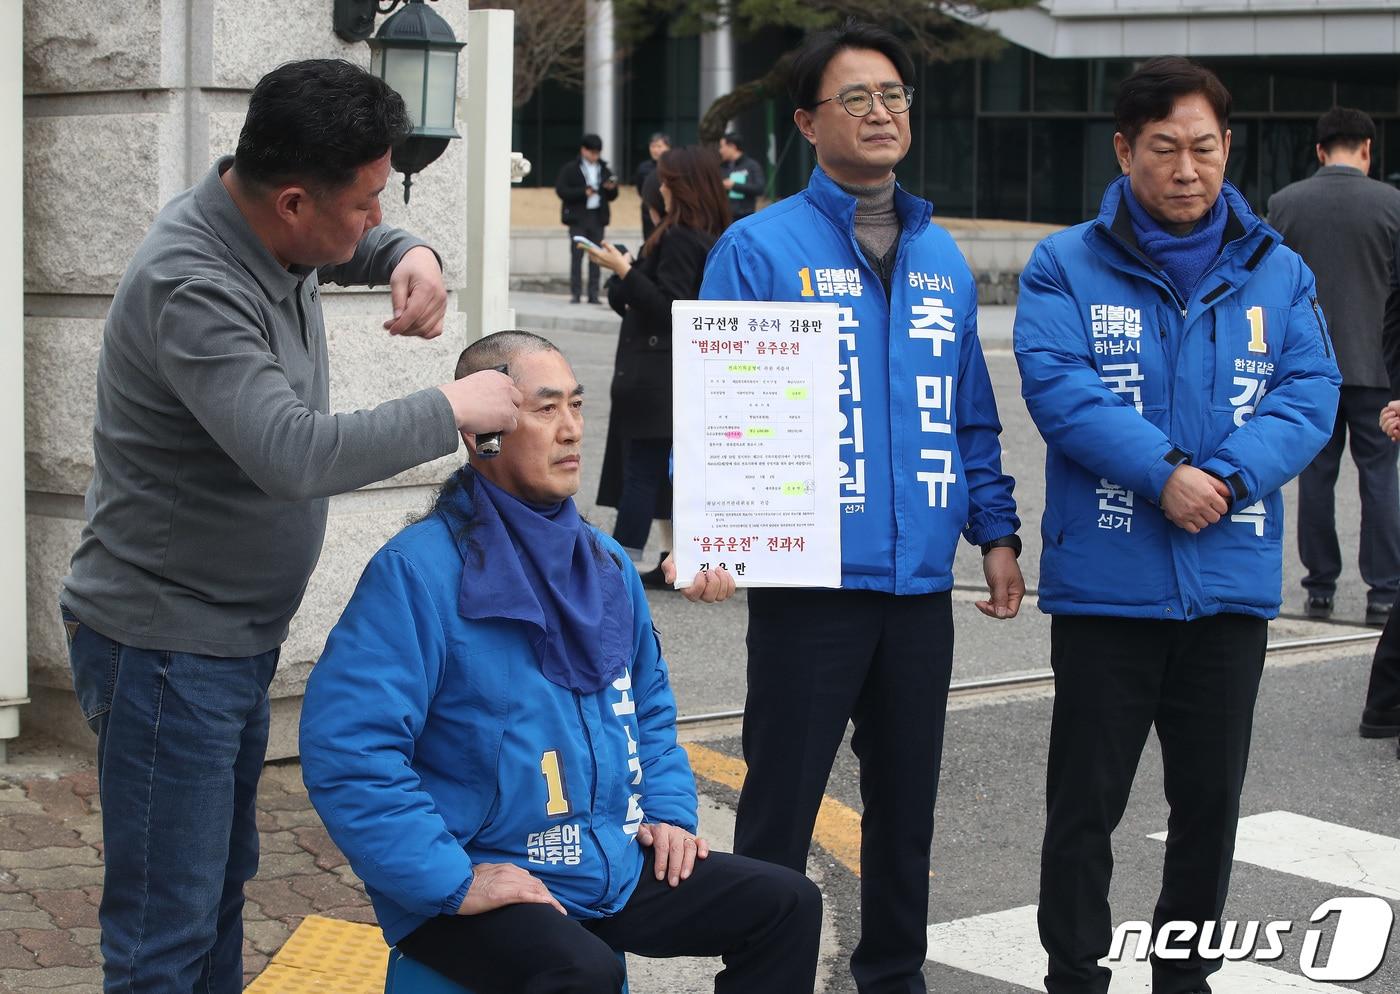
[671,300,841,588]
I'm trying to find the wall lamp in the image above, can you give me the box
[334,0,465,202]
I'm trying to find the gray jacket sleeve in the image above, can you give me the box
[319,225,441,288]
[153,278,458,501]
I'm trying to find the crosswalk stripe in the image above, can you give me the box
[925,905,1363,993]
[1146,811,1400,901]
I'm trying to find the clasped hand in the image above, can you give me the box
[1160,464,1233,533]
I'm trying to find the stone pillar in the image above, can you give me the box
[583,0,618,162]
[22,0,487,759]
[699,18,734,122]
[463,9,517,338]
[0,0,26,763]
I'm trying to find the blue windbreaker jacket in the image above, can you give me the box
[299,509,698,946]
[1014,177,1341,620]
[700,167,1019,593]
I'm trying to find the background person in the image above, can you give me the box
[556,133,619,304]
[1268,106,1400,626]
[300,332,814,994]
[701,20,1024,992]
[57,59,522,994]
[1014,57,1341,994]
[583,147,732,585]
[1359,263,1400,742]
[717,131,766,220]
[635,132,671,240]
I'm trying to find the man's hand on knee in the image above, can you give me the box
[457,863,567,916]
[638,823,709,887]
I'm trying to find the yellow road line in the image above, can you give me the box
[682,742,863,877]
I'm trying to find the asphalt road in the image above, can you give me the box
[515,299,1398,994]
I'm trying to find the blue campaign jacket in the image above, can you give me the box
[1014,177,1341,620]
[299,505,698,946]
[700,167,1018,593]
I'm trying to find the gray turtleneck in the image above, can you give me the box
[837,176,901,293]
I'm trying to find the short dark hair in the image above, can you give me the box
[455,330,559,380]
[1316,106,1376,154]
[788,18,915,111]
[234,59,410,192]
[649,132,672,146]
[580,134,603,152]
[721,131,744,151]
[1115,57,1231,147]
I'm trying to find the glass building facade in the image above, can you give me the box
[514,41,1400,225]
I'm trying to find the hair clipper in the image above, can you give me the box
[475,363,509,458]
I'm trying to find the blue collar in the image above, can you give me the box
[443,469,632,694]
[1120,178,1228,300]
[804,166,932,240]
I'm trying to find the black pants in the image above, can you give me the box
[1038,613,1268,994]
[1298,384,1400,604]
[612,437,672,554]
[396,850,820,994]
[737,587,954,994]
[568,212,605,301]
[1363,589,1400,728]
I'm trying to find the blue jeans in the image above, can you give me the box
[62,604,278,994]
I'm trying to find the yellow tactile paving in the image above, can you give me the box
[683,742,864,877]
[245,915,390,994]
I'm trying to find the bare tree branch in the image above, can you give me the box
[475,0,590,107]
[618,0,1036,138]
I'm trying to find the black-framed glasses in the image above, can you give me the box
[813,85,915,117]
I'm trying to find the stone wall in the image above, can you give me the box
[23,0,478,758]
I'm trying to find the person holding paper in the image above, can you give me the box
[699,18,1023,993]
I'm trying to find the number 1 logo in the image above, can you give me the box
[540,749,571,817]
[1246,305,1268,354]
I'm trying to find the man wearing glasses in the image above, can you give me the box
[701,18,1023,993]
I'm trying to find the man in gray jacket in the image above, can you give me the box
[1269,106,1400,626]
[59,60,521,994]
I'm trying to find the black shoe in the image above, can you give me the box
[570,296,581,304]
[587,296,602,305]
[1360,708,1400,738]
[1304,594,1333,619]
[1366,599,1393,627]
[637,553,671,591]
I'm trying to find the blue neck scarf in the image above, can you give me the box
[1122,179,1227,301]
[444,469,632,694]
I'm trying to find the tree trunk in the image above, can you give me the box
[697,51,796,144]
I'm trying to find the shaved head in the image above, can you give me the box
[455,330,560,380]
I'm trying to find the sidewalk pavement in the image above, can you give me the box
[0,736,834,994]
[0,759,375,993]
